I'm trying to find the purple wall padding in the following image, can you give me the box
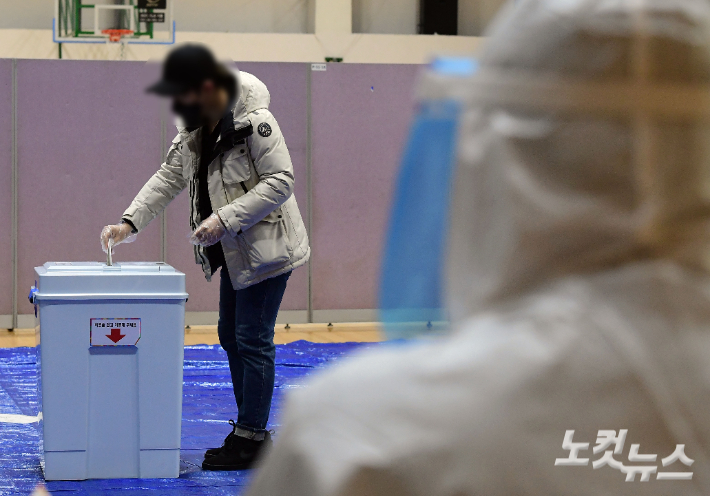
[0,61,12,317]
[310,64,420,310]
[10,60,420,317]
[164,62,309,312]
[16,60,163,315]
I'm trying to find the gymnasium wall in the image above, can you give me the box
[0,59,420,327]
[0,0,506,35]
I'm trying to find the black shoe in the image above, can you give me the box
[202,430,273,471]
[204,420,238,459]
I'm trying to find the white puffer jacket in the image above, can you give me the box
[122,70,310,289]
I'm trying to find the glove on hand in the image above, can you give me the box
[190,213,227,247]
[100,222,137,253]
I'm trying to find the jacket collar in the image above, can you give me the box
[216,109,253,152]
[182,106,253,148]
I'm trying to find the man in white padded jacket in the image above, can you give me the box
[100,45,310,471]
[247,0,710,494]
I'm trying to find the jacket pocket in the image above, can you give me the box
[238,216,293,271]
[221,147,252,203]
[221,147,251,184]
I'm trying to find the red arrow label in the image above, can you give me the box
[106,328,126,343]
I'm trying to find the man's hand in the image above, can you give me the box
[100,222,137,253]
[190,213,227,247]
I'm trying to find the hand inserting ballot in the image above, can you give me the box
[100,222,137,253]
[190,213,227,247]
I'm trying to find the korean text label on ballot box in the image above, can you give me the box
[31,262,188,480]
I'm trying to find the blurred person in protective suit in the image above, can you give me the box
[247,0,710,493]
[100,45,310,471]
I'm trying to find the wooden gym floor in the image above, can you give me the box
[0,322,384,348]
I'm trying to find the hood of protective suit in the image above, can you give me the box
[444,0,710,322]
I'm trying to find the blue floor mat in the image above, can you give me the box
[0,341,381,496]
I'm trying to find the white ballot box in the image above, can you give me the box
[30,262,188,480]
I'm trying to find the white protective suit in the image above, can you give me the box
[248,0,710,494]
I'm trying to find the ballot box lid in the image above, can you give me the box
[33,262,188,301]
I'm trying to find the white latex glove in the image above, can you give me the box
[100,222,137,253]
[190,213,227,247]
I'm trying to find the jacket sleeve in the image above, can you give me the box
[122,139,188,232]
[217,110,294,236]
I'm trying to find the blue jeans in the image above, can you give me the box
[218,268,291,435]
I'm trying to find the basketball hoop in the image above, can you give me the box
[101,29,134,43]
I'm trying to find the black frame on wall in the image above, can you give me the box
[419,0,458,35]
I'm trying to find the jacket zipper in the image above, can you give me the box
[184,131,211,274]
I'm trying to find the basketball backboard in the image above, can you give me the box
[54,0,175,45]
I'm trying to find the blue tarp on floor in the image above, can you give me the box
[0,341,381,496]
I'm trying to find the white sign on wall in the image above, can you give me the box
[90,318,141,346]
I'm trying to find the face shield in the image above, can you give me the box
[379,58,478,340]
[380,0,710,340]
